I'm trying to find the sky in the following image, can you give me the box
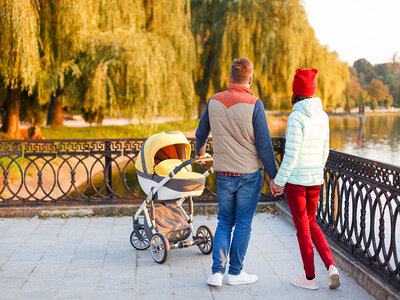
[302,0,400,66]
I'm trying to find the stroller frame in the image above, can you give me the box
[131,157,214,263]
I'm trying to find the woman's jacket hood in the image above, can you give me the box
[293,97,323,118]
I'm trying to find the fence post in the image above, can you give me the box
[105,141,113,197]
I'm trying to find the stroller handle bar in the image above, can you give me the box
[171,157,213,176]
[142,157,213,205]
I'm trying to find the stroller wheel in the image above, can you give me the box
[150,233,170,264]
[130,226,150,250]
[196,225,214,255]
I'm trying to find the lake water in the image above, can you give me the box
[270,114,400,166]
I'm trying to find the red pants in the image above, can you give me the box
[286,183,335,277]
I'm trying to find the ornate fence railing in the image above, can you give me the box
[318,150,400,291]
[0,137,285,206]
[1,137,399,290]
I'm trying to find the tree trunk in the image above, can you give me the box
[1,85,21,138]
[46,92,63,126]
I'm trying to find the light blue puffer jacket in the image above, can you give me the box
[274,97,329,187]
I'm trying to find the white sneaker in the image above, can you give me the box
[328,265,341,289]
[226,271,258,286]
[207,273,223,287]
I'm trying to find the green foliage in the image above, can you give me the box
[359,91,370,107]
[353,59,376,89]
[370,97,378,111]
[367,78,389,101]
[344,78,362,111]
[75,0,196,121]
[384,95,394,108]
[0,0,41,90]
[191,0,349,112]
[352,57,400,107]
[1,0,356,130]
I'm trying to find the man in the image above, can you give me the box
[195,57,283,287]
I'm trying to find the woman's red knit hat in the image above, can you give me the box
[292,68,318,96]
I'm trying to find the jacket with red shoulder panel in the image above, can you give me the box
[195,83,277,177]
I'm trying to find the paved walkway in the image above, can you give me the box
[0,213,372,300]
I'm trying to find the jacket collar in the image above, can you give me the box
[228,83,254,96]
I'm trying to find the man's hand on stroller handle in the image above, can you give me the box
[195,153,211,165]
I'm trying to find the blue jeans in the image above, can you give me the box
[212,169,263,275]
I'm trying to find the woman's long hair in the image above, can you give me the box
[291,94,313,106]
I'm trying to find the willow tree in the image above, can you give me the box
[78,0,196,123]
[0,0,41,137]
[37,0,98,126]
[191,0,349,114]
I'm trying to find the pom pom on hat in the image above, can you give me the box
[292,68,318,96]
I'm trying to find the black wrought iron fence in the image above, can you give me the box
[0,137,285,206]
[1,137,399,290]
[318,150,400,290]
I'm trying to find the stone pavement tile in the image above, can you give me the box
[114,217,132,225]
[0,215,375,300]
[73,249,106,259]
[0,251,14,266]
[253,295,295,300]
[211,285,254,300]
[18,280,59,299]
[57,219,90,234]
[64,267,101,280]
[77,242,109,253]
[255,244,290,255]
[8,247,44,261]
[40,218,66,225]
[0,218,41,237]
[133,273,175,298]
[30,224,64,237]
[135,268,172,283]
[69,258,105,269]
[42,246,77,257]
[173,285,213,300]
[0,287,19,300]
[165,251,204,268]
[0,260,38,277]
[103,254,135,268]
[96,274,134,289]
[93,287,138,300]
[248,272,290,294]
[0,237,25,248]
[38,254,73,264]
[55,284,97,299]
[170,267,207,288]
[28,263,69,282]
[62,274,101,287]
[0,276,26,288]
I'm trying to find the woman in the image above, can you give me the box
[271,68,340,290]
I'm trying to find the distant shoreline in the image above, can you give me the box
[268,110,400,118]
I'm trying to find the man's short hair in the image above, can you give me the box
[230,58,253,84]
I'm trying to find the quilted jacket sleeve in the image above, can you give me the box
[322,119,330,164]
[274,113,303,187]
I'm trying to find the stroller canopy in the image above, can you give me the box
[136,131,191,175]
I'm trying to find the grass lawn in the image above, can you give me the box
[32,119,199,140]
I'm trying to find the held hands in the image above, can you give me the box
[195,152,211,165]
[270,178,284,197]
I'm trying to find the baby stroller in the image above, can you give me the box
[130,131,214,264]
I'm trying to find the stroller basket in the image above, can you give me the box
[146,205,190,244]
